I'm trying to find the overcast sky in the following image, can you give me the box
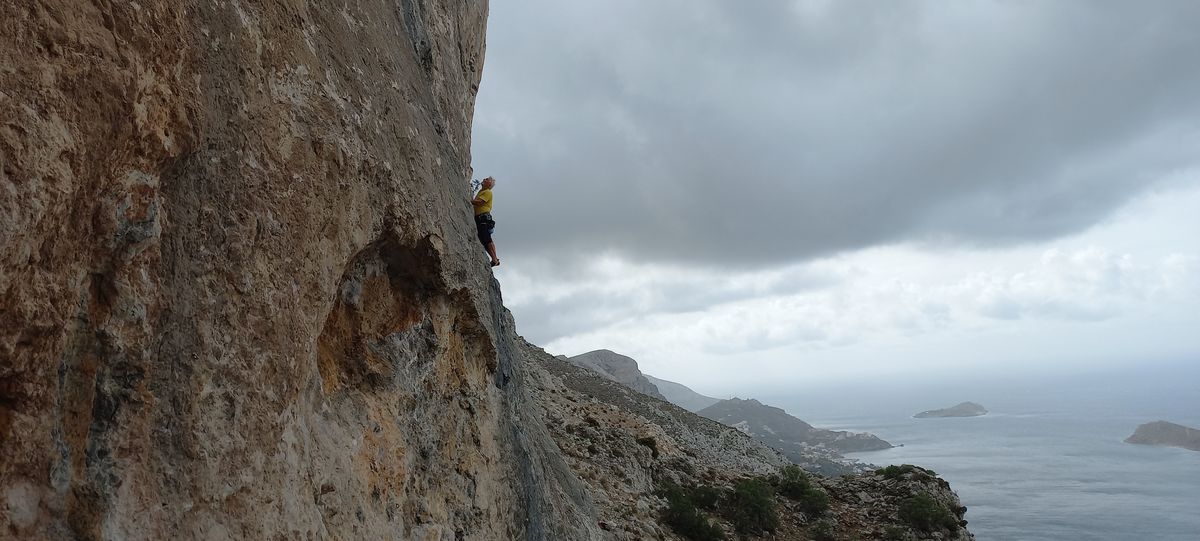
[471,1,1200,396]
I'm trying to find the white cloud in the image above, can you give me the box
[964,248,1169,321]
[535,246,1195,353]
[500,183,1200,392]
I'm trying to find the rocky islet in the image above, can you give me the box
[914,402,989,418]
[1124,421,1200,452]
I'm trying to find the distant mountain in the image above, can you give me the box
[566,353,889,475]
[566,350,665,400]
[644,374,720,412]
[1125,420,1200,452]
[914,402,988,418]
[698,398,892,474]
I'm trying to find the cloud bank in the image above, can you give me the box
[474,0,1200,267]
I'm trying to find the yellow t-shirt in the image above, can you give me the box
[474,189,493,215]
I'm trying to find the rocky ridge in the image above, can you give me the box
[699,398,893,475]
[645,374,721,412]
[522,341,973,540]
[564,357,892,477]
[564,352,892,475]
[567,350,667,401]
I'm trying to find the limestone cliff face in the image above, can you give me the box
[1,1,596,539]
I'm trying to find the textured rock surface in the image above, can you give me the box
[523,340,786,539]
[566,350,666,401]
[1125,421,1200,452]
[914,402,988,418]
[810,466,974,541]
[644,374,720,412]
[699,398,891,475]
[1,1,600,539]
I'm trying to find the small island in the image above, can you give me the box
[1124,421,1200,452]
[914,402,988,418]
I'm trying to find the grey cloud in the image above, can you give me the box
[473,1,1200,267]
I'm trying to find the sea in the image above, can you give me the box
[761,362,1200,541]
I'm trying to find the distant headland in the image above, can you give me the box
[914,402,988,418]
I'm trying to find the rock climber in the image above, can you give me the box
[471,176,500,267]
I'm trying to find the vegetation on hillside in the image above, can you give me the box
[899,492,959,533]
[657,483,726,541]
[775,465,830,515]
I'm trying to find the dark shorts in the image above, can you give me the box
[475,213,495,246]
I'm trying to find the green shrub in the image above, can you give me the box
[878,464,938,481]
[798,486,830,515]
[776,465,828,515]
[636,436,660,459]
[776,465,812,498]
[726,478,778,535]
[876,464,916,480]
[883,525,910,541]
[898,492,957,533]
[689,485,722,510]
[810,519,837,541]
[658,483,726,541]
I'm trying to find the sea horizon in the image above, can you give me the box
[760,362,1200,540]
